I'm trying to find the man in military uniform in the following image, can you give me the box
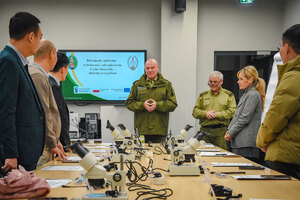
[192,71,236,150]
[126,59,177,143]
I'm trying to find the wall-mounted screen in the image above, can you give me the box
[59,50,147,104]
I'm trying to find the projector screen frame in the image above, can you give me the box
[58,49,147,105]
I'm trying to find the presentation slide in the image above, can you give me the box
[61,51,146,102]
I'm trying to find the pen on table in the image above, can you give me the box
[211,171,246,174]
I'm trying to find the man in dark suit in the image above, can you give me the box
[0,12,45,171]
[49,52,71,151]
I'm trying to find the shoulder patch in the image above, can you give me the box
[224,89,234,96]
[200,91,209,97]
[133,80,139,84]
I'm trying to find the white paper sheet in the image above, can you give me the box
[204,143,216,148]
[66,156,82,161]
[86,146,110,149]
[41,165,84,171]
[66,156,102,161]
[200,152,236,157]
[197,149,220,152]
[46,179,72,188]
[211,162,253,167]
[90,149,107,153]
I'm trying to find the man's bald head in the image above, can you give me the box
[34,39,57,72]
[145,59,159,67]
[35,39,56,59]
[145,58,159,81]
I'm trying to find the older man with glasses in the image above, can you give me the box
[192,71,236,150]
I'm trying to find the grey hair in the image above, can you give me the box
[209,71,223,80]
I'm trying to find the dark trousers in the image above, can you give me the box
[145,135,165,143]
[265,160,300,180]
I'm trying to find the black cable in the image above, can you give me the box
[152,168,169,173]
[127,183,173,200]
[153,146,168,155]
[125,158,169,184]
[125,159,153,184]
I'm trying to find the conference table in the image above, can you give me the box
[34,143,300,200]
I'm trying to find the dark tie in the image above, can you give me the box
[24,64,28,72]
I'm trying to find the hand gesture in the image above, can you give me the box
[224,132,232,141]
[50,146,67,161]
[206,110,216,119]
[2,158,18,171]
[260,147,268,152]
[144,99,157,112]
[57,141,67,156]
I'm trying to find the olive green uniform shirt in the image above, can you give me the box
[192,88,236,150]
[126,73,177,136]
[192,88,236,127]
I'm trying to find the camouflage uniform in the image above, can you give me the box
[192,88,236,150]
[126,72,177,137]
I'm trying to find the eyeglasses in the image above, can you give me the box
[208,80,222,87]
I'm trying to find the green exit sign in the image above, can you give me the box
[240,0,254,4]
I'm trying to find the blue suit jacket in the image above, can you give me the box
[0,45,45,166]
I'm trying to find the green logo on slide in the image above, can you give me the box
[69,55,78,70]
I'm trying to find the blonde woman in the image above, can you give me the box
[224,66,265,161]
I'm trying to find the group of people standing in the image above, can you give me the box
[126,25,300,180]
[0,11,299,181]
[0,12,70,172]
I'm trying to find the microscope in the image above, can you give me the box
[68,142,128,200]
[169,131,207,176]
[117,124,142,150]
[106,120,124,147]
[173,124,193,147]
[106,120,136,162]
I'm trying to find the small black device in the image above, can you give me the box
[210,184,232,197]
[85,113,99,139]
[239,166,265,170]
[175,0,186,13]
[210,184,242,199]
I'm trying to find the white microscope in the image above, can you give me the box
[69,142,128,200]
[106,120,136,162]
[172,124,193,147]
[117,124,142,150]
[168,131,207,176]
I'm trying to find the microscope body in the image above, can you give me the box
[171,124,193,148]
[169,132,206,176]
[110,127,137,163]
[121,128,141,150]
[69,142,128,200]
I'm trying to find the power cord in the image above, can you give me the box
[153,146,168,155]
[125,158,169,184]
[127,183,173,200]
[125,159,152,183]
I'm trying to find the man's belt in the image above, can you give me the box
[202,124,227,129]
